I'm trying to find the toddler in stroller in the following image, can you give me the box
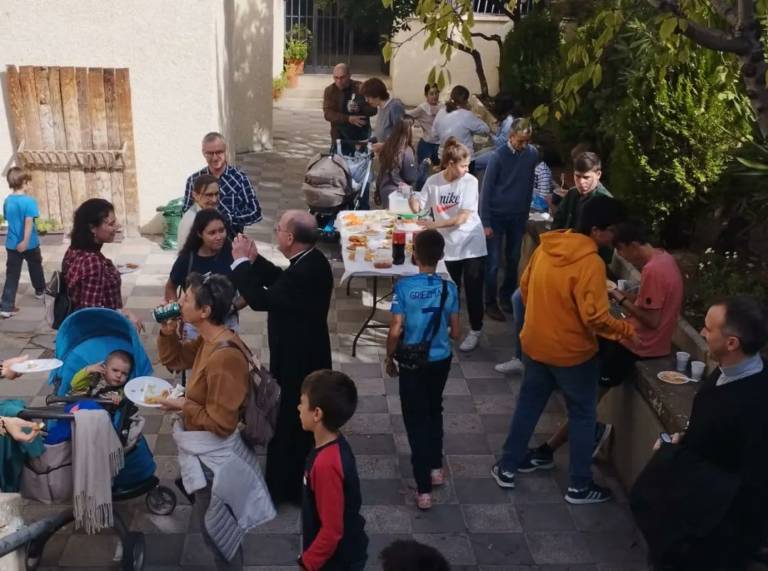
[69,349,133,405]
[17,308,176,570]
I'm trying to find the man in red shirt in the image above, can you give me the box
[521,219,684,471]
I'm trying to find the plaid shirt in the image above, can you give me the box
[183,164,262,232]
[63,248,123,310]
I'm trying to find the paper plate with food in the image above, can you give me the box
[606,279,618,291]
[124,376,174,408]
[117,263,140,274]
[10,358,63,374]
[657,371,692,385]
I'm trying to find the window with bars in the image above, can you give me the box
[472,0,536,15]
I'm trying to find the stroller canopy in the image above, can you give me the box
[49,308,153,395]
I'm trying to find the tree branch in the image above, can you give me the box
[471,31,504,50]
[680,18,751,53]
[709,0,738,28]
[648,0,751,54]
[737,0,754,31]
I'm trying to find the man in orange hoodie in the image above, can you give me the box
[491,196,635,505]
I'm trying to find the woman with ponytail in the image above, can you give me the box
[431,86,490,167]
[408,137,487,352]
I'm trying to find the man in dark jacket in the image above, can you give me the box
[323,63,377,148]
[631,296,768,570]
[231,210,333,505]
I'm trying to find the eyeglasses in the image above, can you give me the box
[333,75,347,81]
[203,150,226,158]
[273,225,290,234]
[201,191,220,198]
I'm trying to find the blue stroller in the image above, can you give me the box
[18,308,176,570]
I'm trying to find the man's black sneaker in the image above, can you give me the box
[486,304,507,322]
[592,422,613,458]
[517,447,555,473]
[564,483,613,505]
[491,464,515,488]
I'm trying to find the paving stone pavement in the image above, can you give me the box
[0,108,649,570]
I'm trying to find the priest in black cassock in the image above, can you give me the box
[231,210,333,505]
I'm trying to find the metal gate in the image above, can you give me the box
[285,0,352,74]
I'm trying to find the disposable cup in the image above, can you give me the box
[690,360,706,381]
[617,279,627,292]
[676,351,691,373]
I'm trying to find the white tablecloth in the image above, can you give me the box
[337,210,450,285]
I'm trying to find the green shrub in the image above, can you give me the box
[499,11,562,113]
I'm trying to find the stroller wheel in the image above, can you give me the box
[121,532,145,571]
[145,485,177,516]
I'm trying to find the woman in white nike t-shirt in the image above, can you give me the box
[408,137,487,352]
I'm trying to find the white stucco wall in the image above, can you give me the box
[0,0,273,226]
[273,0,286,78]
[390,15,512,106]
[230,0,274,153]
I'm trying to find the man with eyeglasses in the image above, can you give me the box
[230,210,333,506]
[323,63,377,150]
[183,131,262,236]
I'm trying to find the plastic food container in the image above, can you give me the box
[373,248,393,269]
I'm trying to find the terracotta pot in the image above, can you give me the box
[285,62,300,88]
[272,87,282,101]
[297,60,305,75]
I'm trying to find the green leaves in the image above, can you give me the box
[658,16,678,42]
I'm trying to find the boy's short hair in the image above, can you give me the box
[573,152,601,173]
[414,229,445,267]
[301,369,358,432]
[613,219,650,247]
[576,196,626,235]
[379,539,450,571]
[106,350,134,370]
[424,83,438,95]
[192,174,219,195]
[6,167,31,190]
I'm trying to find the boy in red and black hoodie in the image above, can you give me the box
[297,369,368,571]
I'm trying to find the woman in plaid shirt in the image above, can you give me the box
[63,199,143,332]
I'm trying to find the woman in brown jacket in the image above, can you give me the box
[155,272,248,437]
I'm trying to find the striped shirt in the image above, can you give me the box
[183,164,262,233]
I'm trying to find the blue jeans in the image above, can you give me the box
[511,288,525,360]
[484,215,528,305]
[499,354,599,489]
[1,247,46,311]
[472,146,497,173]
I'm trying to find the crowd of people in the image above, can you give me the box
[0,65,766,570]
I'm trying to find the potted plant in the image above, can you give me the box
[272,73,288,101]
[35,218,63,236]
[286,25,312,75]
[284,39,308,88]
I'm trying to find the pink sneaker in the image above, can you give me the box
[430,469,445,487]
[416,493,432,510]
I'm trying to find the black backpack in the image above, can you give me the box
[44,263,72,330]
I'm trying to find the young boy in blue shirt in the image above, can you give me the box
[1,167,46,318]
[385,229,460,510]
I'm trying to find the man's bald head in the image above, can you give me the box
[281,210,318,245]
[333,63,351,89]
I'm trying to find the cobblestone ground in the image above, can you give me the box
[0,108,649,570]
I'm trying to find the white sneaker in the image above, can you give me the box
[494,358,524,374]
[459,330,481,352]
[0,311,17,319]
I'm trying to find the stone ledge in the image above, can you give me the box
[633,358,696,434]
